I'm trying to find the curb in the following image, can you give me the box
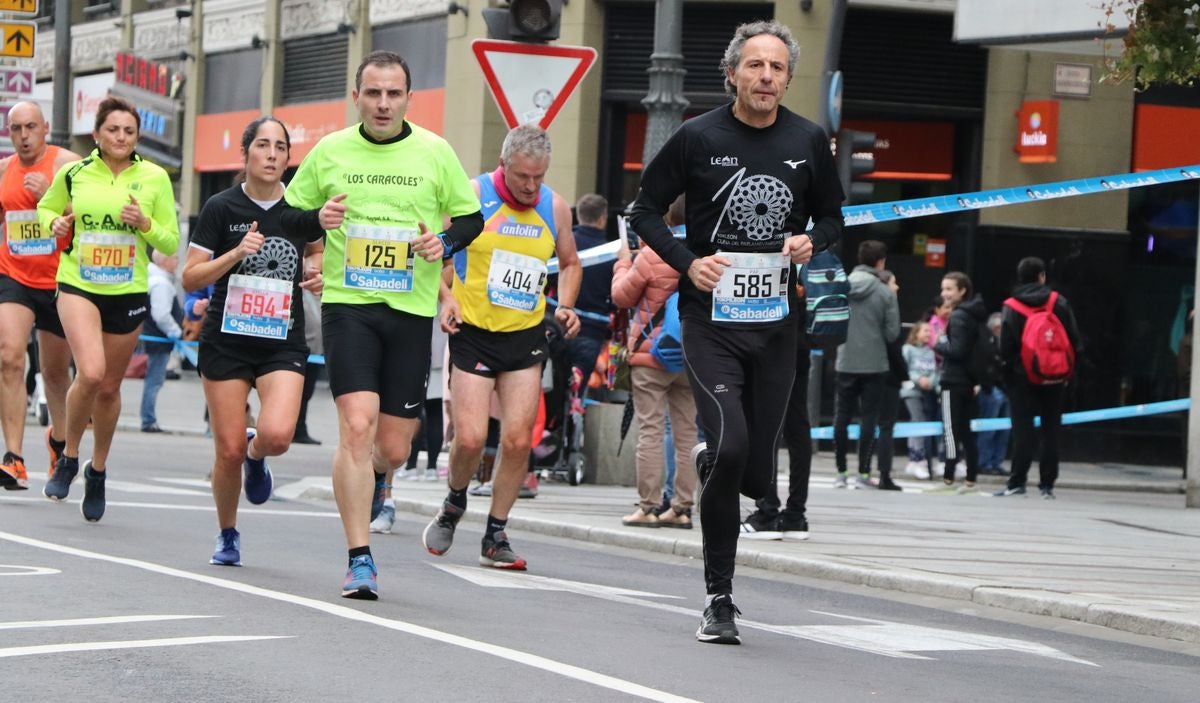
[358,493,1200,644]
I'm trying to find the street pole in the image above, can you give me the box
[1188,189,1200,507]
[50,0,70,147]
[640,0,687,166]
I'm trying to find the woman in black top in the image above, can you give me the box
[182,117,325,567]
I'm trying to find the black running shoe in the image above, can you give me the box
[739,511,782,541]
[44,455,79,501]
[696,594,741,645]
[779,512,810,542]
[80,461,106,522]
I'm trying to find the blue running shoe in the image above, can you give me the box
[43,455,79,501]
[370,472,387,521]
[341,554,378,600]
[243,429,273,505]
[210,528,241,566]
[80,461,106,522]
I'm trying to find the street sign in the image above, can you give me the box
[0,0,37,15]
[0,102,13,138]
[0,21,35,59]
[471,39,596,131]
[0,67,32,95]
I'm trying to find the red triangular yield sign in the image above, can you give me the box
[471,39,597,131]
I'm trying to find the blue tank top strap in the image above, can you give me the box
[533,183,557,240]
[477,174,501,219]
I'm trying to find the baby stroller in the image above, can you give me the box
[533,313,588,485]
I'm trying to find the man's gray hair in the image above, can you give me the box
[719,20,800,96]
[575,194,607,225]
[501,124,552,167]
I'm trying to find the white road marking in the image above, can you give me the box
[0,635,290,659]
[0,614,217,630]
[100,479,212,496]
[0,530,699,703]
[435,564,1097,665]
[0,495,338,518]
[270,476,335,501]
[801,611,1097,665]
[435,564,683,599]
[152,478,217,489]
[0,564,60,577]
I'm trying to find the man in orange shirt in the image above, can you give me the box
[0,101,81,489]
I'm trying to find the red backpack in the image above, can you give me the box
[1003,291,1075,385]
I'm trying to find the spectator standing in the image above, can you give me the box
[901,320,940,479]
[932,272,988,493]
[832,240,900,489]
[873,269,904,491]
[611,196,697,529]
[976,312,1011,475]
[565,194,614,381]
[995,257,1080,499]
[140,251,182,432]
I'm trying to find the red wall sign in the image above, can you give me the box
[1015,100,1059,163]
[841,119,955,181]
[115,51,178,98]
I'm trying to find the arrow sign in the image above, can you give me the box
[0,0,38,15]
[0,68,33,95]
[0,21,35,59]
[471,39,596,131]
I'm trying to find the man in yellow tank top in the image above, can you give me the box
[423,125,581,570]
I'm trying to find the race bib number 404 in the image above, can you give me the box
[487,249,548,312]
[711,252,790,323]
[343,223,418,292]
[221,274,292,340]
[78,232,137,285]
[6,210,53,256]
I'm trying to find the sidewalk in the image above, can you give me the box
[120,374,1200,644]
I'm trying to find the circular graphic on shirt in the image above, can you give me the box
[726,174,793,241]
[240,236,299,281]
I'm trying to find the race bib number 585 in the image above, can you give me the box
[711,252,789,323]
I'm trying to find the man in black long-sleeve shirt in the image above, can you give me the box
[629,20,843,645]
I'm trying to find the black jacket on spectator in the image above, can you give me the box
[568,223,614,340]
[933,295,989,388]
[999,283,1081,386]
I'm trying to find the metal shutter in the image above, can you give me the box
[603,2,773,105]
[282,34,349,104]
[840,8,987,113]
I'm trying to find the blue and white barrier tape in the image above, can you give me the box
[548,164,1200,272]
[810,398,1191,440]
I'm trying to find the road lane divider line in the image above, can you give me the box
[0,614,217,630]
[0,530,700,703]
[0,635,290,659]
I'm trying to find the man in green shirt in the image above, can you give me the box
[284,50,483,600]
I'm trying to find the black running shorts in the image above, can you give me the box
[322,302,432,418]
[57,282,148,335]
[0,274,64,337]
[197,338,307,383]
[448,322,548,379]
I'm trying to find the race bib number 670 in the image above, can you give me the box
[711,252,789,323]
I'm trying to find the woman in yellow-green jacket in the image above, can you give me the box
[37,96,179,522]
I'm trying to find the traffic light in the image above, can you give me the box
[836,129,877,204]
[483,0,563,43]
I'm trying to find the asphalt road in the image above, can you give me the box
[2,430,1198,702]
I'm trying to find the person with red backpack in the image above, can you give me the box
[994,257,1081,499]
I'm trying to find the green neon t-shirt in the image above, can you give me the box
[38,150,179,295]
[284,123,479,317]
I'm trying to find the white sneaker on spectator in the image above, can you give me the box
[904,461,930,479]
